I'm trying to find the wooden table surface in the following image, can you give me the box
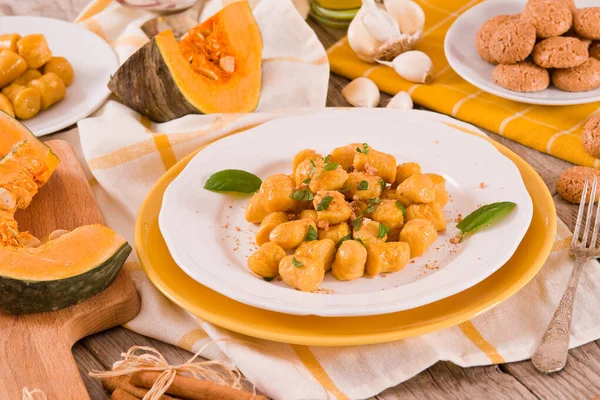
[2,1,600,399]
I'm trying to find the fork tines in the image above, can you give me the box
[571,175,600,253]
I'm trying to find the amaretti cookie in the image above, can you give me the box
[521,0,572,38]
[476,15,519,64]
[488,20,536,64]
[591,42,600,61]
[492,61,550,92]
[552,58,600,92]
[532,37,589,68]
[573,8,600,40]
[559,0,577,12]
[582,114,600,158]
[557,166,600,204]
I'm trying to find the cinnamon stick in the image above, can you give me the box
[111,388,140,400]
[131,371,268,400]
[101,375,177,400]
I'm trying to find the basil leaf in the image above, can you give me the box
[302,177,311,184]
[290,189,314,201]
[337,234,353,246]
[457,201,516,241]
[324,155,332,164]
[292,257,304,267]
[316,195,334,211]
[378,223,389,239]
[263,277,274,282]
[395,201,406,216]
[380,178,386,192]
[306,225,318,241]
[352,217,362,230]
[204,169,261,193]
[323,162,339,171]
[357,180,369,191]
[355,237,366,247]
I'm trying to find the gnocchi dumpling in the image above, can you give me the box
[329,143,361,171]
[318,222,351,243]
[353,218,387,242]
[245,192,269,223]
[344,172,383,200]
[400,218,437,257]
[256,212,289,246]
[426,173,449,207]
[396,173,436,206]
[248,242,286,279]
[295,239,336,271]
[294,157,323,186]
[365,241,410,277]
[314,191,352,225]
[370,199,405,231]
[332,240,367,281]
[262,174,297,213]
[279,255,324,292]
[298,209,318,224]
[353,145,397,183]
[395,162,421,185]
[269,218,317,250]
[309,163,348,193]
[406,201,446,231]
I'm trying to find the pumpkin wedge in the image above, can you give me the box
[108,0,263,122]
[0,224,131,314]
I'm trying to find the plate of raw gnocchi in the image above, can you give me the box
[0,16,119,136]
[159,111,534,317]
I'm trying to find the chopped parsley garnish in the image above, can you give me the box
[378,223,389,239]
[290,189,314,201]
[306,225,318,241]
[380,178,386,192]
[356,143,369,154]
[292,257,304,267]
[309,160,316,177]
[322,162,339,171]
[339,183,352,192]
[302,177,311,185]
[365,197,382,214]
[316,195,334,211]
[357,180,369,191]
[324,154,332,163]
[355,237,366,247]
[395,201,406,216]
[352,217,362,230]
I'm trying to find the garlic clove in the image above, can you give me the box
[348,9,383,63]
[0,187,16,211]
[384,0,426,36]
[342,77,380,108]
[386,91,413,110]
[361,6,401,43]
[379,51,434,84]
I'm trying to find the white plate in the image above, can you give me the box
[159,110,533,317]
[445,0,600,106]
[0,16,119,136]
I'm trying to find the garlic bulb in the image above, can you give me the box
[348,0,425,63]
[386,91,413,110]
[342,77,380,108]
[378,50,434,84]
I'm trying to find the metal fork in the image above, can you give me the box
[532,175,600,373]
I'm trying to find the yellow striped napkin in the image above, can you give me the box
[327,0,600,168]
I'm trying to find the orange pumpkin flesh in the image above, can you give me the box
[108,1,263,122]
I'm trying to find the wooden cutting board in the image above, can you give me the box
[0,140,140,400]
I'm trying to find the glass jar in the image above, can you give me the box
[310,0,362,28]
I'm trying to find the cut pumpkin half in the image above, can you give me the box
[108,0,263,122]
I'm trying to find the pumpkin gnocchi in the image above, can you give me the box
[245,143,449,292]
[0,33,73,120]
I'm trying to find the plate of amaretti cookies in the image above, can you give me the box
[445,0,600,106]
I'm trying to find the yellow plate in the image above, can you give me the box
[135,135,556,346]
